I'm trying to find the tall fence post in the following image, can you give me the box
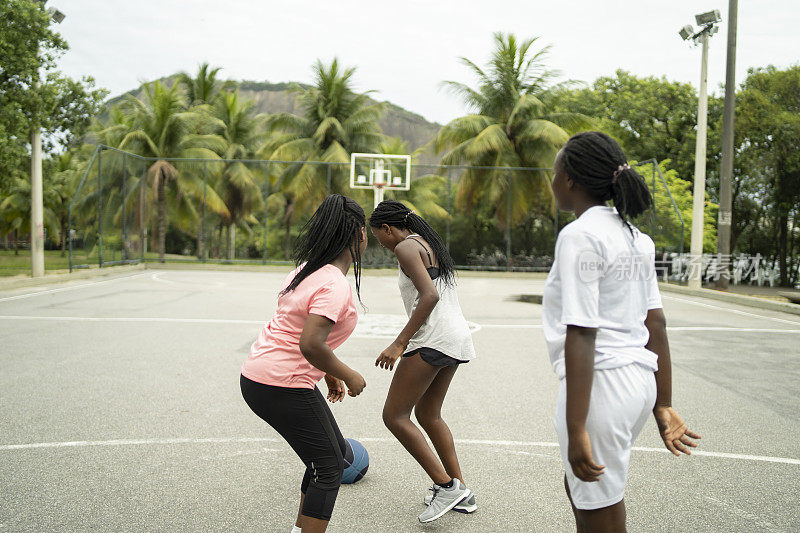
[122,153,127,261]
[68,146,101,273]
[141,160,146,263]
[446,167,451,252]
[650,160,657,237]
[263,162,270,264]
[506,169,512,271]
[68,207,73,273]
[97,148,103,268]
[554,202,559,247]
[326,164,332,196]
[201,161,207,262]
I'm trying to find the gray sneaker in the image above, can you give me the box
[418,479,472,523]
[424,486,477,513]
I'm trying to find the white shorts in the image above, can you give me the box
[554,363,656,510]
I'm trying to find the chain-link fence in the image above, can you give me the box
[68,146,684,273]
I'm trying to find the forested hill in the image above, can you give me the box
[103,77,443,163]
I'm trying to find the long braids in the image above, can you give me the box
[560,131,652,233]
[283,194,365,300]
[368,200,455,286]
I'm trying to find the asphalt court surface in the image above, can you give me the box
[1,269,799,532]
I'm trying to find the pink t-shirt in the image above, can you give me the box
[241,264,358,389]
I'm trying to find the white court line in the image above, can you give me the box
[1,436,798,465]
[665,326,800,333]
[0,315,263,325]
[1,315,799,334]
[661,294,800,326]
[0,272,149,303]
[150,272,177,284]
[151,272,228,288]
[481,324,543,329]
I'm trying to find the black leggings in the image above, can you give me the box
[240,374,346,521]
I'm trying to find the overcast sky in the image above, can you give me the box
[54,0,798,125]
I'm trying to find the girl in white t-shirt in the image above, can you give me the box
[543,132,701,532]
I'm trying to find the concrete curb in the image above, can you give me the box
[0,263,146,292]
[658,282,800,317]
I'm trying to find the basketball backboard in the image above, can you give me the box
[350,153,411,191]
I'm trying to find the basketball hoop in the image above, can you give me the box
[350,153,411,209]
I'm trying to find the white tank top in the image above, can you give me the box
[398,235,476,361]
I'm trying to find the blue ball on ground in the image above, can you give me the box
[341,438,369,484]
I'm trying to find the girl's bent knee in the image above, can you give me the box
[382,406,406,426]
[414,407,441,428]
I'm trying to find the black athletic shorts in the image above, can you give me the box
[402,346,466,366]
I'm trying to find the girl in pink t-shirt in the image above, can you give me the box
[240,195,367,533]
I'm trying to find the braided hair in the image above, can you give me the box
[560,131,652,233]
[283,194,365,300]
[368,200,455,286]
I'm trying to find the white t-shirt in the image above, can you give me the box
[542,206,663,379]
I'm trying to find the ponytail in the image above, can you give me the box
[283,194,365,300]
[368,200,455,286]
[561,131,652,232]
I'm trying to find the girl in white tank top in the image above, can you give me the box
[369,200,477,523]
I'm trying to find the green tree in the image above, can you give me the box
[0,175,59,254]
[736,65,800,286]
[177,62,234,106]
[636,160,717,253]
[380,137,447,220]
[435,33,591,228]
[551,70,723,187]
[47,150,83,256]
[261,58,385,258]
[0,0,64,189]
[212,91,265,259]
[117,81,226,262]
[0,0,106,239]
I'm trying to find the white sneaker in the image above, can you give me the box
[424,486,477,513]
[418,479,472,523]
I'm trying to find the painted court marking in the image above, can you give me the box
[0,315,798,334]
[661,294,800,326]
[0,436,798,466]
[0,272,148,303]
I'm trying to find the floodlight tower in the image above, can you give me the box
[679,9,721,290]
[30,0,66,278]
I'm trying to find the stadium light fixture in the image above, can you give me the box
[679,9,722,290]
[696,10,722,26]
[48,7,66,23]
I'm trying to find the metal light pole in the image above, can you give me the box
[30,2,66,277]
[679,10,720,290]
[30,117,45,277]
[715,0,739,290]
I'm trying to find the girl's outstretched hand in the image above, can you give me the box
[653,406,701,456]
[324,374,345,403]
[375,341,405,371]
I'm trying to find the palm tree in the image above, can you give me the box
[177,63,234,106]
[260,58,385,258]
[212,91,265,259]
[0,176,59,255]
[118,81,226,262]
[380,137,447,220]
[435,33,591,227]
[49,151,83,256]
